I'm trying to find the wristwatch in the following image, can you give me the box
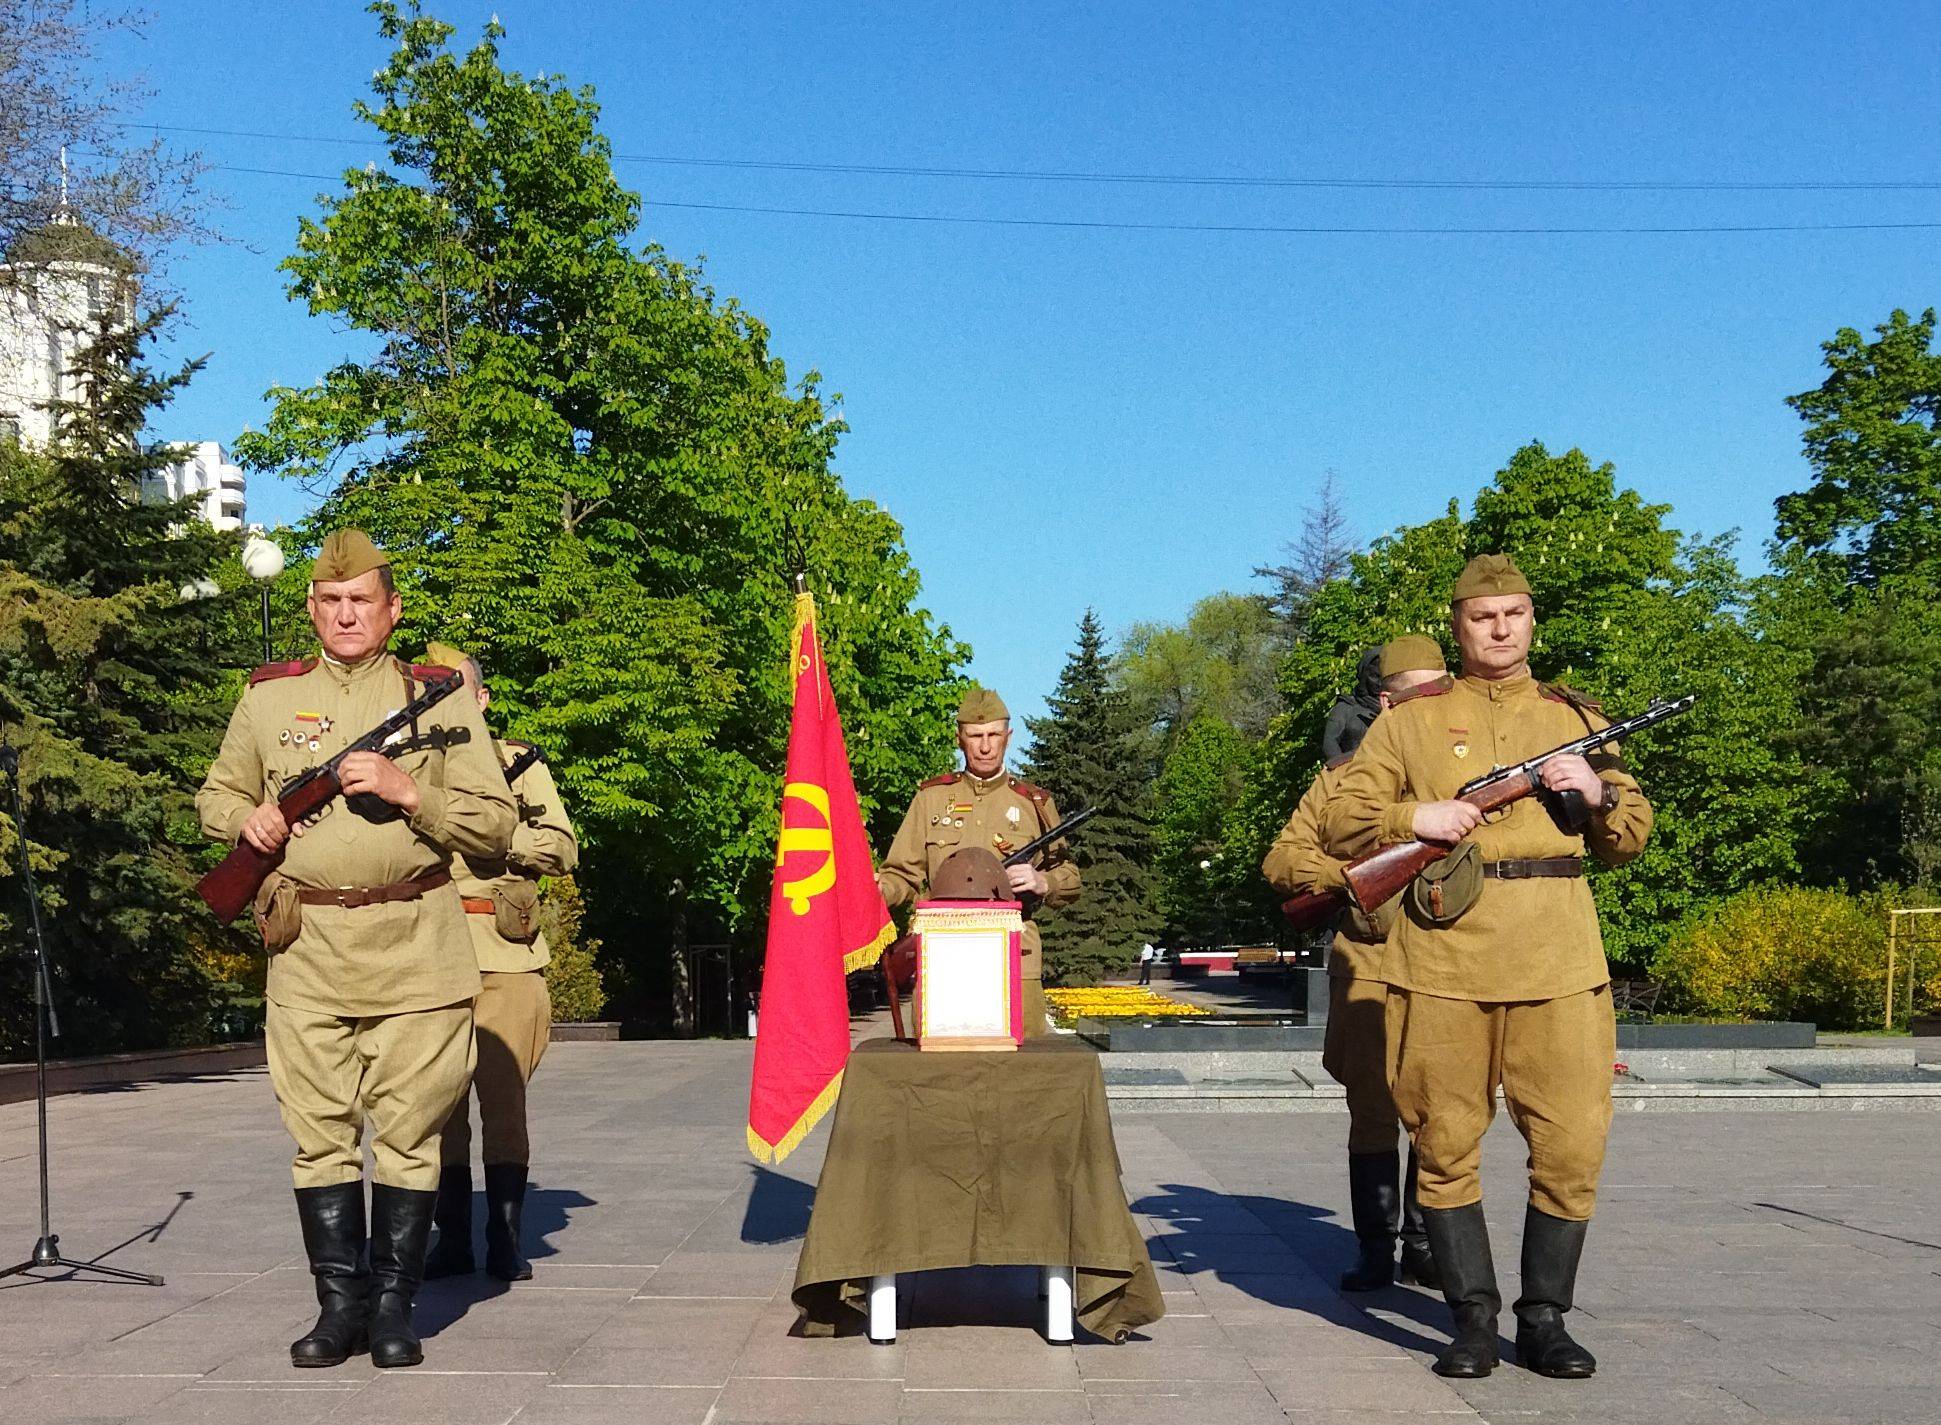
[1596,781,1621,818]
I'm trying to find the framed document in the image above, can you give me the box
[912,901,1023,1050]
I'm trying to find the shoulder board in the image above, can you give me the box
[505,739,533,752]
[1388,674,1454,707]
[1010,779,1051,803]
[1542,683,1604,712]
[247,658,316,685]
[1324,752,1357,771]
[920,773,959,789]
[407,662,458,684]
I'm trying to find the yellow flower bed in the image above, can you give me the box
[1043,986,1209,1020]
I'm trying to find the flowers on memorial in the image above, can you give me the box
[1043,986,1210,1021]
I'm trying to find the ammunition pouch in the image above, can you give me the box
[1407,841,1482,926]
[254,871,302,952]
[492,881,542,944]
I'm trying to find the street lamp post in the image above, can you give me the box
[240,535,285,665]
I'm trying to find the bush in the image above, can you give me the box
[540,875,607,1022]
[1650,885,1939,1030]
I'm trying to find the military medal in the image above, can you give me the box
[1453,743,1469,759]
[279,729,291,745]
[319,716,333,733]
[1006,806,1021,825]
[308,737,320,752]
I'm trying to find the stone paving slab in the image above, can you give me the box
[4,1040,1939,1423]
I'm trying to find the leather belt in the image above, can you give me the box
[1483,858,1583,880]
[461,897,496,915]
[297,869,452,909]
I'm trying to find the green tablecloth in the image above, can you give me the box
[791,1037,1164,1343]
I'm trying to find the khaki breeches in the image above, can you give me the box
[266,999,475,1191]
[1386,985,1616,1221]
[1321,975,1400,1154]
[441,970,551,1166]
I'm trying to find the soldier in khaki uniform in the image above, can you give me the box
[1262,634,1447,1294]
[197,532,515,1371]
[419,645,579,1284]
[877,687,1079,1036]
[1324,555,1654,1381]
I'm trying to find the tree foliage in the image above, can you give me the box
[234,2,967,1018]
[0,310,253,1055]
[1119,592,1280,750]
[1023,611,1161,980]
[1776,308,1941,592]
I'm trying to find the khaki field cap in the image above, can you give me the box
[422,641,469,672]
[312,528,390,583]
[1379,634,1447,678]
[1451,553,1532,603]
[957,687,1010,724]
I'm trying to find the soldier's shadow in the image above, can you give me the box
[1131,1182,1470,1356]
[740,1165,816,1245]
[417,1182,597,1336]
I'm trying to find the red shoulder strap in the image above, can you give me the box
[920,772,959,789]
[247,658,316,685]
[1388,674,1453,706]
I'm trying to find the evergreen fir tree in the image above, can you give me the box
[1023,610,1161,982]
[0,307,252,1056]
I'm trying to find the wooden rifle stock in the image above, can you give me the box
[195,770,345,924]
[1340,772,1533,913]
[196,670,464,925]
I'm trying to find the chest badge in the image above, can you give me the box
[1006,806,1021,825]
[1453,742,1470,759]
[319,716,333,733]
[278,729,291,746]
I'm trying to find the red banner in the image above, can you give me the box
[746,591,895,1162]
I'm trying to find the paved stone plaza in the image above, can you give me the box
[2,1039,1938,1425]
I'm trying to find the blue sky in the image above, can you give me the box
[104,2,1938,724]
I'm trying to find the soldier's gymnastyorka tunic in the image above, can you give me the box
[1322,670,1653,1221]
[1262,751,1405,1153]
[443,740,579,1168]
[876,770,1081,1037]
[197,652,515,1190]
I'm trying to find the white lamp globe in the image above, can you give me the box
[242,535,285,582]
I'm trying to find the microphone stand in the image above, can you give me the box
[0,742,163,1287]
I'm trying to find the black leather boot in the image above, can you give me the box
[1339,1151,1400,1291]
[1397,1149,1442,1290]
[1420,1202,1500,1377]
[1514,1206,1597,1378]
[290,1183,369,1367]
[368,1183,437,1369]
[422,1165,474,1279]
[483,1163,533,1282]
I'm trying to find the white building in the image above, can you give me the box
[0,211,244,529]
[149,440,247,532]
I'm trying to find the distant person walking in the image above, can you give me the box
[1137,942,1156,985]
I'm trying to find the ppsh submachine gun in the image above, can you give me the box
[196,671,466,924]
[1280,694,1695,933]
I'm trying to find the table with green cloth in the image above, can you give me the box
[791,1036,1164,1343]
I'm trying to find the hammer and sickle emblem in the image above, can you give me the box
[776,782,835,916]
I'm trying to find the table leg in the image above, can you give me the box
[1044,1265,1074,1343]
[868,1274,897,1344]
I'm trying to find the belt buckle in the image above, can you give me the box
[329,886,357,907]
[1497,861,1528,880]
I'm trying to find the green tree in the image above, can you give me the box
[1776,308,1941,592]
[1149,713,1251,941]
[1787,591,1941,888]
[0,310,253,1055]
[1023,611,1161,981]
[234,3,966,1020]
[1119,592,1281,749]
